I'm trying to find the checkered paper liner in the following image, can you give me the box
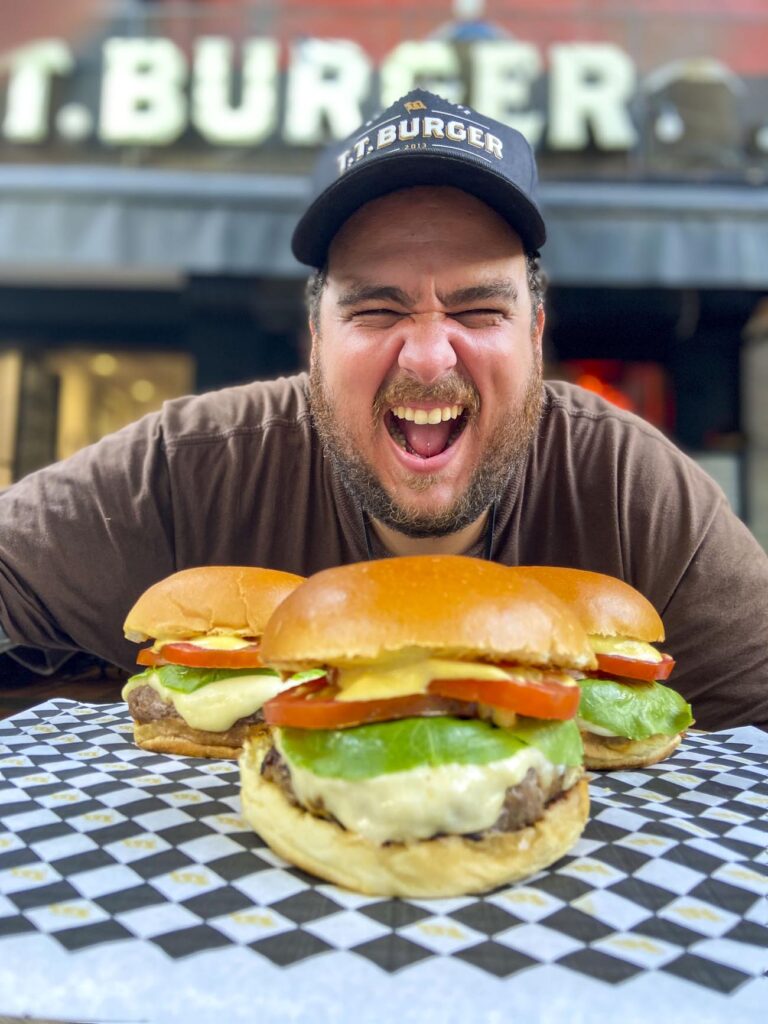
[0,700,765,1023]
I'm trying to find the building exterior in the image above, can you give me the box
[1,0,766,541]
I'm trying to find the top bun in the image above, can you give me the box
[261,555,596,671]
[509,566,664,643]
[123,565,305,643]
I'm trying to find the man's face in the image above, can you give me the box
[309,186,544,538]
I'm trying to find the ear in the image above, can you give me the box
[533,302,545,352]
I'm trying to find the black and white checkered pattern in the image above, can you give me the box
[0,701,766,1009]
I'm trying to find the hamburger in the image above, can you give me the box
[511,566,694,769]
[238,555,596,898]
[122,565,305,758]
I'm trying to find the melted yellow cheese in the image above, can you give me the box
[122,671,287,732]
[154,634,254,652]
[277,733,577,843]
[335,654,575,703]
[589,636,663,663]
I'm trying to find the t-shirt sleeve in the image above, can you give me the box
[0,411,177,672]
[655,494,768,731]
[542,387,768,732]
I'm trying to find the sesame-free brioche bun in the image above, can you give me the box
[581,731,682,771]
[510,567,688,771]
[133,718,270,760]
[261,555,596,672]
[509,566,665,642]
[123,565,305,643]
[122,566,304,760]
[239,732,590,898]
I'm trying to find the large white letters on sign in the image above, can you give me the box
[380,42,462,106]
[284,40,371,144]
[2,41,73,143]
[193,37,279,145]
[548,43,637,150]
[100,38,188,145]
[471,42,544,146]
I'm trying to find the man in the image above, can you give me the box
[0,90,766,730]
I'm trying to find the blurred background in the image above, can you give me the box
[1,0,767,546]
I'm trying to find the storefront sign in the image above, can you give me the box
[1,36,639,150]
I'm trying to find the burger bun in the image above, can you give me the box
[124,565,305,642]
[239,733,590,898]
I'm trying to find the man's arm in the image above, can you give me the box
[656,497,768,731]
[0,409,177,673]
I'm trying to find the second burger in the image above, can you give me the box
[122,565,305,758]
[240,555,597,897]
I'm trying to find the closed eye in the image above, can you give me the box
[449,309,508,328]
[347,308,510,330]
[349,309,405,328]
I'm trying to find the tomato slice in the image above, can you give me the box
[595,652,675,682]
[263,680,472,729]
[136,641,264,669]
[428,675,579,720]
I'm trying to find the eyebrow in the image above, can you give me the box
[439,281,520,307]
[336,284,417,309]
[336,279,519,310]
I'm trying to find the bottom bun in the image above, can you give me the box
[239,733,590,898]
[582,730,682,770]
[132,717,269,759]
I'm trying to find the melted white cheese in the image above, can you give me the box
[589,636,663,663]
[576,716,622,738]
[277,735,568,844]
[335,653,576,703]
[122,671,287,732]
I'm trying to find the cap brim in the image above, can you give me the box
[291,150,546,267]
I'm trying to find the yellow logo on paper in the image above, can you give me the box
[675,906,722,923]
[504,891,547,907]
[570,861,612,876]
[418,923,465,940]
[216,815,245,829]
[231,912,276,928]
[122,837,157,851]
[610,937,663,955]
[11,867,47,881]
[722,867,765,885]
[49,903,90,920]
[170,870,209,887]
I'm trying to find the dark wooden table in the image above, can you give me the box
[0,654,129,719]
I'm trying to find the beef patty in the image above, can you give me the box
[126,683,265,726]
[260,745,567,838]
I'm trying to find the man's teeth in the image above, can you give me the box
[393,405,463,424]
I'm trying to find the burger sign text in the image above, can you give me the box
[2,36,638,150]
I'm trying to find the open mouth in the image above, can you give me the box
[385,404,469,459]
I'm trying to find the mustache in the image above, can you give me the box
[373,373,480,421]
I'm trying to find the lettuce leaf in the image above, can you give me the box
[279,715,583,780]
[578,677,693,740]
[128,664,278,695]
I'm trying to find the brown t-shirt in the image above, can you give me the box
[1,373,766,730]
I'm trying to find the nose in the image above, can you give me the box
[396,312,458,384]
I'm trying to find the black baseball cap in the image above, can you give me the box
[291,88,546,268]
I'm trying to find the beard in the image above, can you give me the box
[308,347,543,539]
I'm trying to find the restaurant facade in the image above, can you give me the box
[1,0,767,544]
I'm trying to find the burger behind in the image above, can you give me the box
[239,555,596,898]
[510,566,694,769]
[122,565,305,758]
